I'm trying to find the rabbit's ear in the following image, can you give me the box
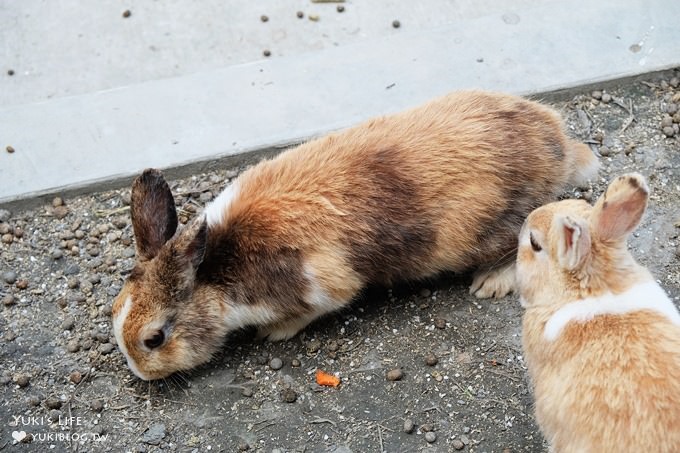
[591,173,649,243]
[553,215,591,271]
[172,216,208,269]
[130,169,178,261]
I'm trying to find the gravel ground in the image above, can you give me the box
[1,71,680,453]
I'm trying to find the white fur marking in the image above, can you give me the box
[544,281,680,341]
[224,302,279,331]
[304,264,341,315]
[203,181,240,226]
[112,296,148,380]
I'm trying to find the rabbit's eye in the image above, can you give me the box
[144,330,165,349]
[529,232,542,253]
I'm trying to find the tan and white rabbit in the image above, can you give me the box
[517,173,680,452]
[112,90,598,380]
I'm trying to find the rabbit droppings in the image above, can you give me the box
[113,90,598,380]
[517,173,680,452]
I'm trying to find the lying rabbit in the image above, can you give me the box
[518,173,680,452]
[113,90,598,380]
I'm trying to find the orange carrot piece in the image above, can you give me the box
[316,369,341,387]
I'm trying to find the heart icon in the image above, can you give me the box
[12,431,27,442]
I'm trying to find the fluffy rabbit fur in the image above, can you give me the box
[517,173,680,452]
[113,90,598,380]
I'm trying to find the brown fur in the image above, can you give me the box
[113,90,598,380]
[517,173,680,452]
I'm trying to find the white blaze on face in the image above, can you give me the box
[112,296,149,380]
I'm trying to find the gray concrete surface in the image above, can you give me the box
[1,0,679,207]
[1,0,556,106]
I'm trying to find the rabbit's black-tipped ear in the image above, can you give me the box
[130,168,178,261]
[591,173,649,243]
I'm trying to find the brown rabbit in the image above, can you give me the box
[112,90,598,380]
[517,173,680,452]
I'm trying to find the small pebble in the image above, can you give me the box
[424,352,438,366]
[14,374,30,388]
[337,5,345,12]
[425,432,437,443]
[241,387,253,397]
[386,368,403,381]
[308,14,319,21]
[61,317,75,330]
[460,434,470,445]
[52,206,69,219]
[403,418,415,434]
[0,209,10,222]
[15,279,28,290]
[599,146,611,157]
[670,77,679,88]
[662,115,674,128]
[582,189,593,202]
[52,196,64,207]
[2,270,17,284]
[51,249,64,260]
[13,227,23,238]
[6,145,14,154]
[269,357,283,370]
[280,388,297,403]
[238,443,250,451]
[0,374,11,385]
[122,9,131,18]
[419,288,431,297]
[1,233,12,244]
[434,318,447,329]
[26,395,41,407]
[93,331,110,343]
[7,69,14,76]
[90,399,104,412]
[327,340,339,352]
[263,49,271,57]
[421,423,434,432]
[260,15,269,22]
[80,279,94,293]
[667,103,678,115]
[291,358,301,367]
[69,371,83,384]
[99,343,115,355]
[663,126,675,137]
[67,278,79,289]
[601,93,612,103]
[142,423,166,446]
[307,339,321,353]
[392,20,401,28]
[2,294,16,306]
[591,90,602,100]
[296,11,304,18]
[49,409,62,423]
[45,397,62,410]
[452,439,465,450]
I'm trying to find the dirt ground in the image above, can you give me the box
[1,70,679,453]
